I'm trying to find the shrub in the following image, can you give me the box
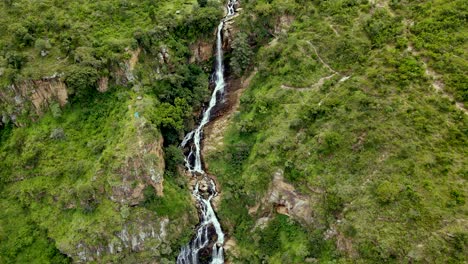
[64,65,99,101]
[34,38,52,51]
[365,10,403,47]
[230,32,253,77]
[164,145,184,174]
[375,180,400,204]
[197,0,207,7]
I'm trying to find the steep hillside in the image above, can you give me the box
[0,0,467,263]
[205,0,468,263]
[0,0,224,262]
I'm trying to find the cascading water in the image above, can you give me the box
[177,1,237,264]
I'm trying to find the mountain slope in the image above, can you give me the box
[205,0,468,263]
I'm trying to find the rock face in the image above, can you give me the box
[190,40,214,63]
[64,108,190,263]
[0,48,142,127]
[274,15,294,35]
[0,76,68,126]
[72,214,173,263]
[6,76,67,113]
[111,116,166,206]
[266,170,315,224]
[222,16,239,51]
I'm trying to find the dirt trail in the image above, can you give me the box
[281,41,343,91]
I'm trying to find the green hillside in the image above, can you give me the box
[0,0,467,263]
[206,0,467,263]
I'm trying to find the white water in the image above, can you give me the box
[177,1,237,264]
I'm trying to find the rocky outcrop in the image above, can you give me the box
[111,116,166,206]
[274,15,294,35]
[71,214,174,263]
[11,76,67,112]
[190,40,214,63]
[267,170,315,224]
[67,103,190,263]
[0,48,143,127]
[114,48,141,85]
[222,15,239,51]
[0,76,68,126]
[250,170,319,227]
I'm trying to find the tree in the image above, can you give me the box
[230,32,253,77]
[197,0,207,7]
[64,65,99,101]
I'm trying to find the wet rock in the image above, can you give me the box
[199,181,209,193]
[222,19,238,50]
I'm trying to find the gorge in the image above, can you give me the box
[177,1,237,263]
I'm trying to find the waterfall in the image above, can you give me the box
[177,1,237,264]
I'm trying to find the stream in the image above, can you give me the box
[176,1,237,263]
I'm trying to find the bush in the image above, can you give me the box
[230,32,253,77]
[197,0,207,7]
[375,180,400,204]
[34,38,52,51]
[164,145,184,174]
[64,65,99,101]
[317,131,344,154]
[365,10,403,47]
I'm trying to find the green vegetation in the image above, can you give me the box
[0,86,201,262]
[206,0,468,263]
[0,0,467,263]
[230,32,253,77]
[0,0,225,262]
